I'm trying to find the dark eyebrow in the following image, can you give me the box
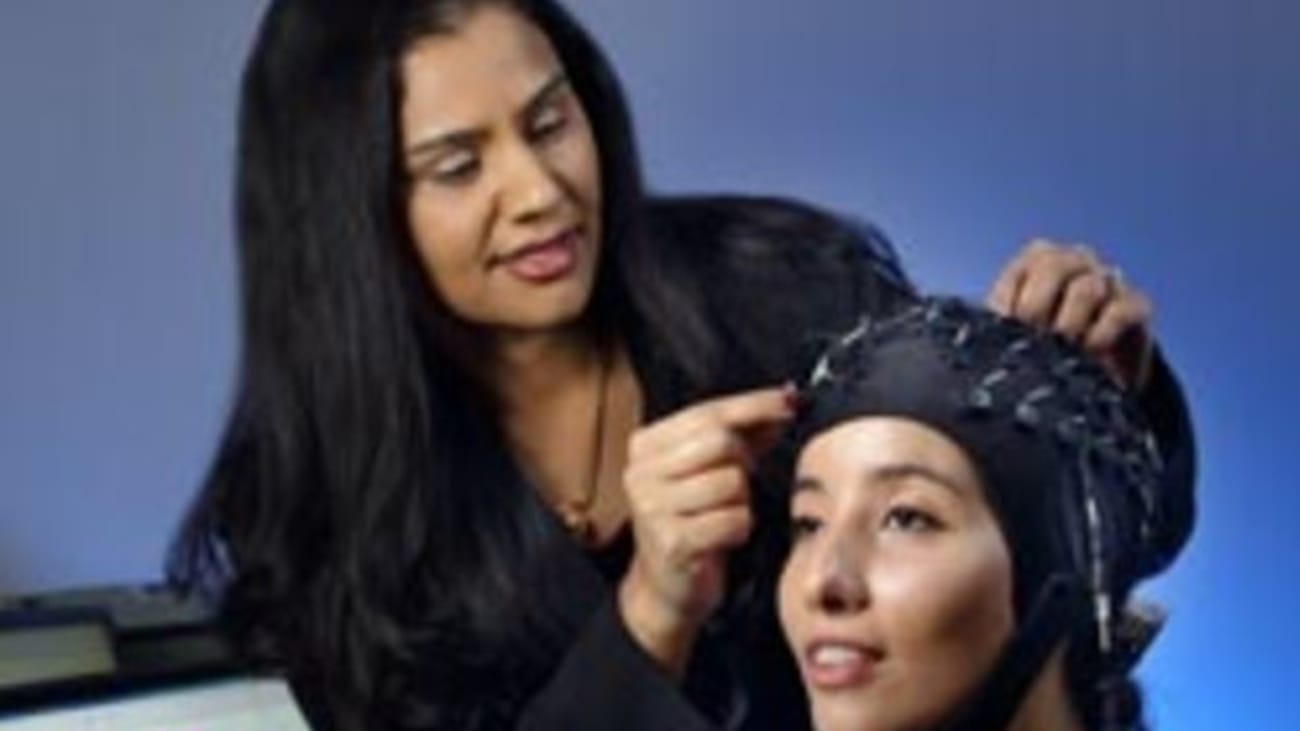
[791,462,965,499]
[520,71,570,119]
[405,129,486,163]
[869,463,965,494]
[403,71,571,162]
[792,476,824,495]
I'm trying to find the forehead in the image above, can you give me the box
[796,417,982,497]
[400,5,562,124]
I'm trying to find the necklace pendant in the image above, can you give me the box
[561,508,597,545]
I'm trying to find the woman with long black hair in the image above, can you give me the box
[169,1,1195,729]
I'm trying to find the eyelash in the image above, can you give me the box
[529,106,568,142]
[881,506,942,533]
[428,157,480,185]
[788,505,942,540]
[419,106,568,187]
[790,514,822,541]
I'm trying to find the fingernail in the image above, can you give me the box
[782,382,802,411]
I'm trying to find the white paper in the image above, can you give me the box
[0,677,313,731]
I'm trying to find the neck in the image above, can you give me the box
[1006,647,1089,731]
[490,325,603,410]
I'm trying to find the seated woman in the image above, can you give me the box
[777,298,1195,731]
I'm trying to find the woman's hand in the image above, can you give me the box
[618,386,795,677]
[988,238,1155,389]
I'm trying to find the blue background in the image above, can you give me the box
[1,0,1295,727]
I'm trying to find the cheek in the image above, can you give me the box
[776,552,810,646]
[407,189,491,295]
[874,536,1014,667]
[556,119,602,216]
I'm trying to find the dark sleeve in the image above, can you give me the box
[516,597,718,731]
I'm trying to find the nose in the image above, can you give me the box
[500,140,565,224]
[806,538,870,616]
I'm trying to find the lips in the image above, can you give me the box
[803,640,882,691]
[497,228,581,283]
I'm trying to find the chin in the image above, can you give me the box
[498,291,593,333]
[810,695,874,731]
[809,696,928,731]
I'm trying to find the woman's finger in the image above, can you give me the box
[1084,290,1152,355]
[1051,270,1112,341]
[672,505,754,559]
[1009,244,1097,327]
[628,386,795,461]
[626,427,751,484]
[626,463,749,517]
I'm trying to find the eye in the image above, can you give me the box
[425,154,481,186]
[528,104,569,143]
[881,505,942,533]
[790,514,822,541]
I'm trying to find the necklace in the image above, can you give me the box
[557,347,611,546]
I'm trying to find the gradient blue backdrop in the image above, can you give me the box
[2,0,1295,727]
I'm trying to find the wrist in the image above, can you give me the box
[617,570,700,680]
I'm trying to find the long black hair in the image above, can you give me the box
[167,1,732,728]
[170,1,916,728]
